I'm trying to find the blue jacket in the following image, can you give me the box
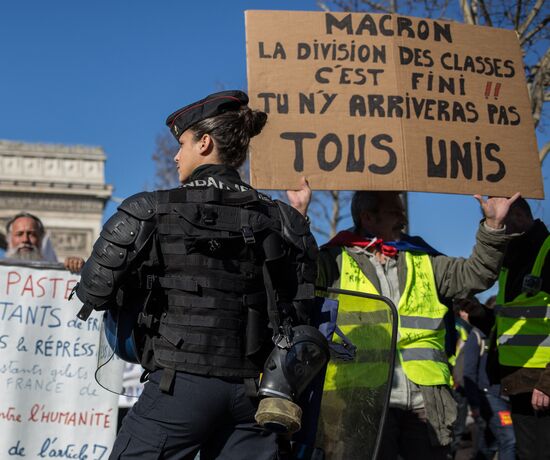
[463,327,501,407]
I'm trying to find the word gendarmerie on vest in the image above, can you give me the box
[182,176,272,203]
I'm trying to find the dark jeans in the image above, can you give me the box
[378,407,449,460]
[510,392,550,460]
[451,389,469,456]
[110,370,277,460]
[474,392,515,460]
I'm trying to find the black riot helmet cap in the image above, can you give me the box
[165,90,249,140]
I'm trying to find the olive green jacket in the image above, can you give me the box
[316,221,513,446]
[317,221,512,301]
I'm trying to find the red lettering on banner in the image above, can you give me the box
[6,271,21,295]
[22,275,35,297]
[50,278,62,298]
[64,279,77,300]
[36,276,47,297]
[2,273,78,300]
[27,403,112,428]
[0,406,22,422]
[28,403,42,422]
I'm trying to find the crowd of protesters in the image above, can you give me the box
[289,184,549,460]
[4,188,549,460]
[4,189,549,460]
[2,92,548,460]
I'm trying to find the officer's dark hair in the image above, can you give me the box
[190,107,268,168]
[6,212,45,237]
[509,197,533,219]
[351,191,405,232]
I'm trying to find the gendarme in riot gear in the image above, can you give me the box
[74,90,326,460]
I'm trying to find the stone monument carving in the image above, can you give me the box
[0,140,113,260]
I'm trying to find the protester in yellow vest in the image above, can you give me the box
[287,181,519,460]
[459,198,550,460]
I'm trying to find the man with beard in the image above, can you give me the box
[4,212,84,273]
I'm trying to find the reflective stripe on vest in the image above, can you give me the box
[333,249,450,387]
[449,321,470,368]
[322,253,392,391]
[496,235,550,368]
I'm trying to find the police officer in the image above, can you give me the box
[75,90,322,459]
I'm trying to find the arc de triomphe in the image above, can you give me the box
[0,140,113,260]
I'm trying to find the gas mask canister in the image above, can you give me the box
[255,325,330,434]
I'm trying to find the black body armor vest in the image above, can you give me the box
[145,187,279,378]
[139,167,317,382]
[76,165,318,388]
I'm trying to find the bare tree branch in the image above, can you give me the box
[311,223,330,238]
[362,0,394,13]
[530,46,550,127]
[520,14,550,46]
[471,0,480,24]
[437,0,453,20]
[517,0,545,37]
[478,0,493,26]
[316,1,332,12]
[460,0,476,24]
[152,131,179,189]
[514,0,523,30]
[330,191,340,237]
[539,140,550,163]
[310,192,334,225]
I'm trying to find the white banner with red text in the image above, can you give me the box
[0,263,120,460]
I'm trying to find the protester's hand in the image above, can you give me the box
[532,388,550,411]
[470,407,480,419]
[286,176,311,217]
[474,192,521,229]
[64,257,85,274]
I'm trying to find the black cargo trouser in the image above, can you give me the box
[378,407,450,460]
[110,370,278,460]
[510,392,550,460]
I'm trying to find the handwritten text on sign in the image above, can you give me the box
[0,264,118,460]
[245,11,542,198]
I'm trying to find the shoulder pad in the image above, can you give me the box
[92,237,128,268]
[118,191,157,220]
[100,210,141,245]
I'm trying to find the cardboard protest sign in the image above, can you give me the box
[245,11,543,198]
[0,264,119,460]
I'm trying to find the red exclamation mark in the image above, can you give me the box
[485,82,492,98]
[494,83,501,99]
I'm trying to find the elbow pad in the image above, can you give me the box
[275,201,319,283]
[275,201,319,322]
[76,192,157,320]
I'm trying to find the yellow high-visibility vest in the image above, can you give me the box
[496,236,550,368]
[327,249,450,387]
[322,255,392,391]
